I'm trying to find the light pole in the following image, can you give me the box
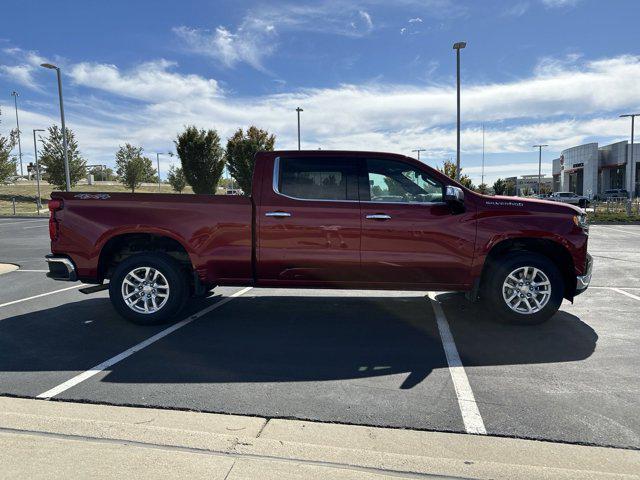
[10,91,23,177]
[412,148,426,160]
[296,107,303,150]
[481,124,485,187]
[532,144,548,195]
[453,41,466,182]
[40,63,71,191]
[33,129,45,211]
[155,152,173,192]
[620,114,639,198]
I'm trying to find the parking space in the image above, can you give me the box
[0,218,638,450]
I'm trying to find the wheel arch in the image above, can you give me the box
[480,237,576,301]
[97,231,195,284]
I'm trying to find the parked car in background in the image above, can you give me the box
[549,191,590,208]
[599,189,629,200]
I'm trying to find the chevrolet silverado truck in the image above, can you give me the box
[45,150,592,325]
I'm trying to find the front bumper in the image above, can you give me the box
[45,254,77,281]
[575,253,593,295]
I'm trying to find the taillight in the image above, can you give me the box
[48,199,63,241]
[48,199,63,212]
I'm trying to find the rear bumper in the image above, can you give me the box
[575,253,593,296]
[45,255,77,282]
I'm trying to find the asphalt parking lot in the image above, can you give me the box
[0,217,638,450]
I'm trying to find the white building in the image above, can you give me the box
[552,141,639,198]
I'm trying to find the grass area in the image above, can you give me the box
[587,211,640,223]
[0,182,199,216]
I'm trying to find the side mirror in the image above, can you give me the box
[444,185,465,213]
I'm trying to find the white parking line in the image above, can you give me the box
[427,292,486,435]
[597,225,640,237]
[610,288,640,302]
[0,285,83,309]
[0,219,49,227]
[22,225,48,230]
[37,286,253,399]
[15,270,49,273]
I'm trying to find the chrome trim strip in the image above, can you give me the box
[265,211,291,217]
[365,214,391,220]
[272,156,446,206]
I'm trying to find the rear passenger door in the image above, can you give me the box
[257,156,362,285]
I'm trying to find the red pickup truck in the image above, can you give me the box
[46,150,591,325]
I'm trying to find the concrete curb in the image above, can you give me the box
[0,263,19,275]
[0,397,637,479]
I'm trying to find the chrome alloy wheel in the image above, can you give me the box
[502,266,551,314]
[121,267,170,314]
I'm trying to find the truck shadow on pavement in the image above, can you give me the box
[0,292,598,392]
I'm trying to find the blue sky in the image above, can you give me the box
[1,0,639,184]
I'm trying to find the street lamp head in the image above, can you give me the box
[620,113,640,118]
[33,129,45,132]
[40,63,58,70]
[296,107,303,112]
[11,90,19,97]
[453,41,467,50]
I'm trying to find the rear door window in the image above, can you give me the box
[278,157,359,201]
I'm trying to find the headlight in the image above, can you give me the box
[573,213,589,233]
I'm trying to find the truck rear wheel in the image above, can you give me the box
[482,252,564,325]
[109,252,188,325]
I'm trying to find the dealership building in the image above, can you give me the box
[552,141,639,198]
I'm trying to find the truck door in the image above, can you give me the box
[359,158,475,288]
[257,156,361,285]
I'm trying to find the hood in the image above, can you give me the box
[476,194,583,215]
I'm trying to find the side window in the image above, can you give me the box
[365,158,443,203]
[278,158,359,201]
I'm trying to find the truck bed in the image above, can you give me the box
[50,192,253,284]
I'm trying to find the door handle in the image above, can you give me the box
[365,214,391,220]
[265,211,292,217]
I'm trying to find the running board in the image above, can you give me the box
[79,284,109,295]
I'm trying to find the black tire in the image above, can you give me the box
[481,252,564,325]
[109,252,188,325]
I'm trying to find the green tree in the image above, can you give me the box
[89,165,116,181]
[39,125,87,189]
[167,165,187,193]
[225,126,275,195]
[505,180,516,196]
[492,178,506,195]
[438,160,474,190]
[115,143,157,193]
[476,183,488,194]
[175,126,225,194]
[0,129,18,183]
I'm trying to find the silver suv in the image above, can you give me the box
[549,191,590,208]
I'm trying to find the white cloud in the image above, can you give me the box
[502,2,530,17]
[358,10,373,30]
[174,3,378,70]
[541,0,581,7]
[173,20,278,71]
[4,49,640,183]
[0,64,39,89]
[69,59,221,102]
[408,17,423,23]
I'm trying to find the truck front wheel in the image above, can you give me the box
[109,252,188,325]
[482,252,564,325]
